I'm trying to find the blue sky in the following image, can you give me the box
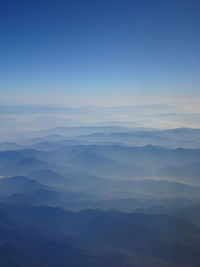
[0,0,200,105]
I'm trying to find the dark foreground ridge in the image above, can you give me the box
[0,204,200,267]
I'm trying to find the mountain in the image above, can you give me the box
[29,169,70,187]
[0,127,200,266]
[0,204,199,267]
[29,168,115,195]
[0,176,48,196]
[67,149,143,178]
[2,144,200,183]
[160,162,200,184]
[67,128,200,148]
[0,149,61,177]
[125,179,200,198]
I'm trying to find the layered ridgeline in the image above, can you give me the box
[0,127,200,266]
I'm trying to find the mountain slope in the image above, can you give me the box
[0,205,199,267]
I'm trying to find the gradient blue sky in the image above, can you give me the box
[0,0,200,105]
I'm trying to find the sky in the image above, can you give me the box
[0,0,200,106]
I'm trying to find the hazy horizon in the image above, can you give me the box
[0,102,200,138]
